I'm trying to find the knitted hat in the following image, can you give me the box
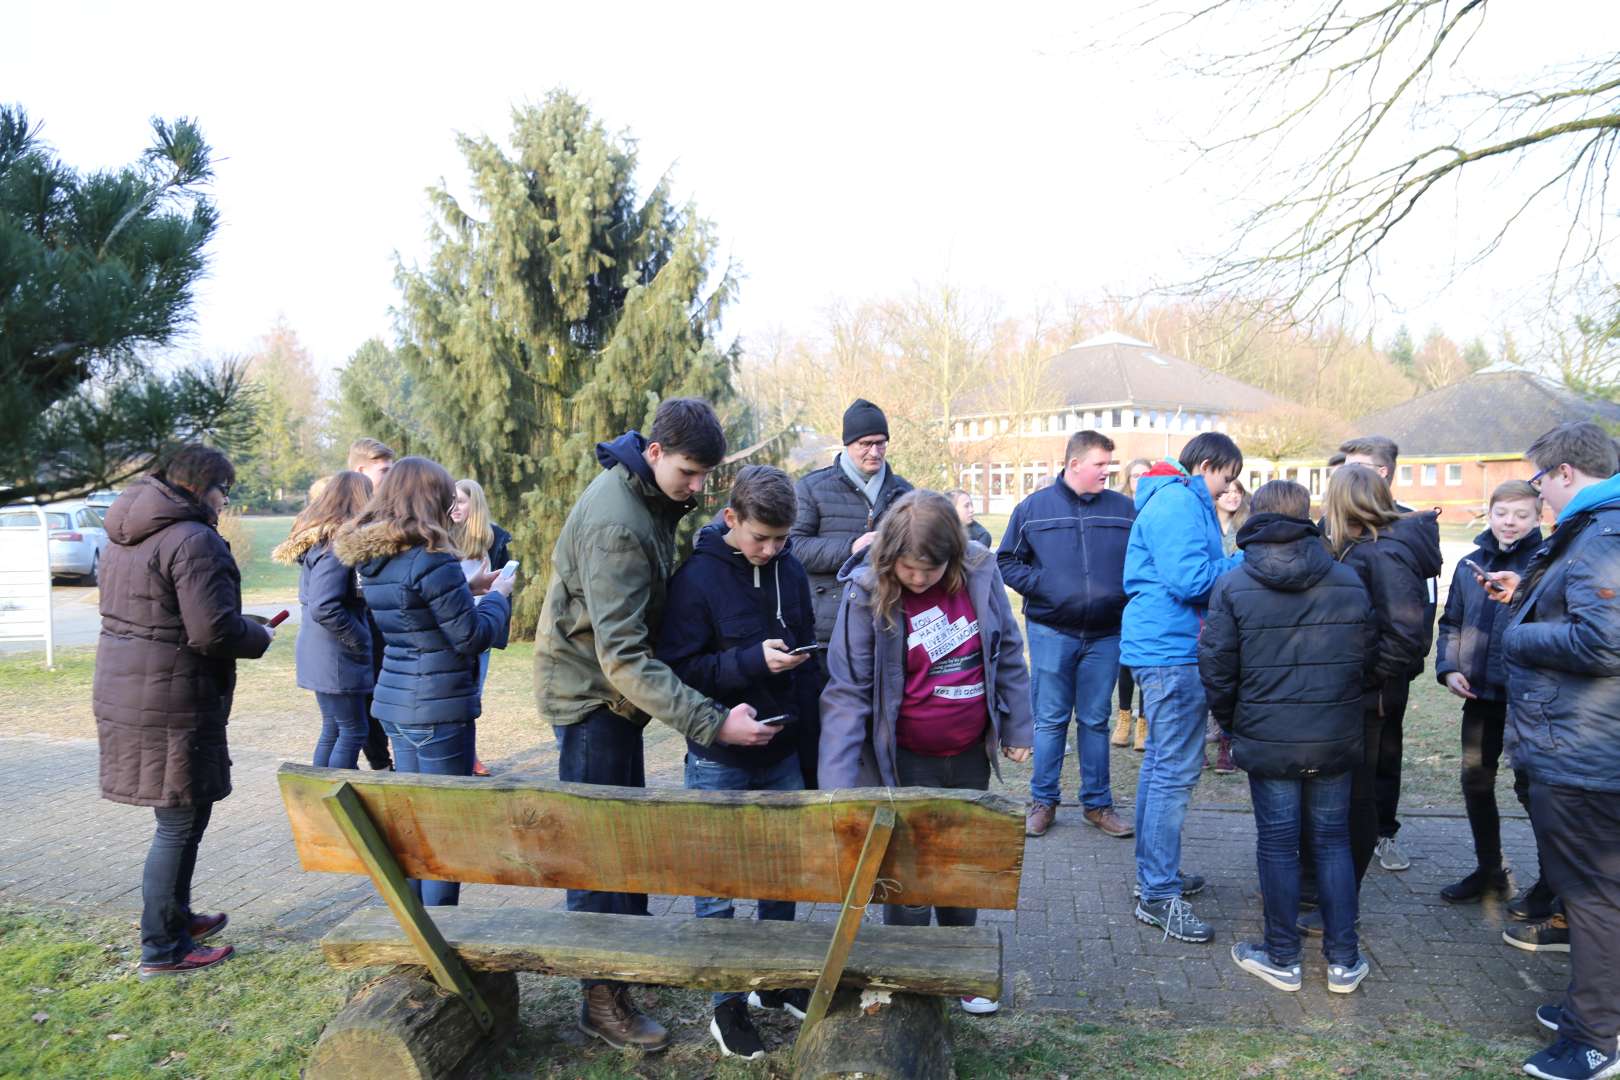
[842,399,889,445]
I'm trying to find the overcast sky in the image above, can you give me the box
[10,1,1615,377]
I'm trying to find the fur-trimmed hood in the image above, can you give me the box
[331,522,422,569]
[271,522,340,565]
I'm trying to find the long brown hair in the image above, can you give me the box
[273,471,373,562]
[1120,457,1152,498]
[1322,465,1402,558]
[451,478,495,561]
[869,490,968,630]
[342,456,457,554]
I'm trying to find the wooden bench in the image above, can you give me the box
[277,763,1026,1079]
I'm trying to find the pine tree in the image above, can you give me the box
[0,105,253,504]
[237,319,325,505]
[393,92,740,631]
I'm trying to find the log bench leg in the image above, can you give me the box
[793,988,952,1080]
[305,965,518,1080]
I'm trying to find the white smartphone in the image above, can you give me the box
[497,560,519,581]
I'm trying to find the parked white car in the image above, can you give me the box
[0,501,110,584]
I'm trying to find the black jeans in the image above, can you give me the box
[1459,698,1536,872]
[555,708,648,988]
[1529,781,1620,1054]
[1117,665,1141,714]
[361,694,392,770]
[141,802,214,964]
[882,745,991,929]
[1374,679,1410,839]
[1300,693,1384,894]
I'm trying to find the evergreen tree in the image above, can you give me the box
[236,319,325,506]
[393,92,740,630]
[0,105,252,505]
[335,337,425,459]
[1386,324,1415,374]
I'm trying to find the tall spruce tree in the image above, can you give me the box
[394,92,740,631]
[0,106,253,505]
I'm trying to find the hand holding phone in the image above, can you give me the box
[761,638,810,674]
[498,560,519,581]
[1460,558,1504,593]
[757,713,793,727]
[788,642,825,656]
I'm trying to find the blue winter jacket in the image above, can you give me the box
[656,523,822,769]
[1504,475,1620,793]
[1120,462,1243,668]
[289,535,374,695]
[333,525,511,727]
[1435,526,1542,702]
[997,481,1134,638]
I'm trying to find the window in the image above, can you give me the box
[1111,408,1123,428]
[1446,463,1464,486]
[1422,464,1438,486]
[1397,465,1412,486]
[1249,471,1262,490]
[76,510,99,528]
[1309,469,1322,496]
[1132,410,1143,429]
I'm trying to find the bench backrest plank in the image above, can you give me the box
[278,764,1025,910]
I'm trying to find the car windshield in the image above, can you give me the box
[0,511,43,528]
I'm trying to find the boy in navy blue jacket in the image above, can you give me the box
[655,464,821,1060]
[1435,480,1547,911]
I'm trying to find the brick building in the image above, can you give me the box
[949,332,1285,512]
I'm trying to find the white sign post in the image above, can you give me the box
[0,507,54,667]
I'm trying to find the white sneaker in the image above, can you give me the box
[960,996,999,1014]
[1376,836,1410,871]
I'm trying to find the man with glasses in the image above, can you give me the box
[792,400,913,784]
[1483,422,1620,1080]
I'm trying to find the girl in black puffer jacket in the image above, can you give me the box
[1199,481,1378,993]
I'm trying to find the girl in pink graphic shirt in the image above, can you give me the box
[819,490,1034,1015]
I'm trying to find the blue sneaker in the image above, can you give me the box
[1230,942,1301,992]
[1523,1039,1620,1080]
[1327,956,1369,994]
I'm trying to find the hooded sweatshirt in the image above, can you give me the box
[1336,510,1444,684]
[533,432,726,743]
[1120,461,1243,668]
[1197,514,1377,778]
[656,522,821,768]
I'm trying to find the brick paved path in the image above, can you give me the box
[0,733,1565,1034]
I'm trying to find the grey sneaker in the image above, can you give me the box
[1135,896,1213,943]
[1132,872,1206,899]
[1231,941,1301,992]
[1327,956,1370,994]
[1375,836,1410,871]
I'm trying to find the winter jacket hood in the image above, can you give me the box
[533,431,724,744]
[1504,480,1620,793]
[656,523,821,769]
[819,544,1034,788]
[1198,514,1376,779]
[996,481,1134,637]
[1121,462,1243,668]
[271,522,338,565]
[94,476,269,809]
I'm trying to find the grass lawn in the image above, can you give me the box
[0,902,1538,1080]
[231,515,300,599]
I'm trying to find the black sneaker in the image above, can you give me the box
[1441,866,1511,904]
[1523,1038,1620,1080]
[1511,879,1557,922]
[1504,914,1571,953]
[748,988,810,1021]
[1135,896,1213,943]
[710,998,766,1060]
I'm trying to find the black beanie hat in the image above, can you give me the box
[842,399,889,445]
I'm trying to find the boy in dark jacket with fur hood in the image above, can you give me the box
[1198,481,1378,995]
[656,465,822,1060]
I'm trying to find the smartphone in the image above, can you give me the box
[1460,558,1504,592]
[267,609,291,628]
[788,642,825,655]
[497,560,519,581]
[757,714,794,727]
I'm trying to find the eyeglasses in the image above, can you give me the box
[1528,465,1556,490]
[853,437,888,452]
[212,483,232,506]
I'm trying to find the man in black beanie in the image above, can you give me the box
[790,399,913,783]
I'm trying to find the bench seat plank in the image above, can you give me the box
[321,906,1003,998]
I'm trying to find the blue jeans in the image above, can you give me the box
[141,802,213,963]
[382,718,475,906]
[1027,623,1119,810]
[313,691,370,770]
[685,752,803,1005]
[1133,664,1208,902]
[1250,772,1359,967]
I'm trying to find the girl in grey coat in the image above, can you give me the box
[818,490,1034,1014]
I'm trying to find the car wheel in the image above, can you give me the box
[82,553,98,587]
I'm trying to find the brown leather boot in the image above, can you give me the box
[1110,709,1132,747]
[1134,717,1148,752]
[579,983,671,1052]
[1025,802,1056,837]
[1083,805,1135,838]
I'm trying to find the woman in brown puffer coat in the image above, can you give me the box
[94,444,274,979]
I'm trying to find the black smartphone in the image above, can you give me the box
[1460,558,1505,592]
[757,714,793,727]
[788,642,825,655]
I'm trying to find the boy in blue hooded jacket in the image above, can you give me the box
[1121,432,1245,944]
